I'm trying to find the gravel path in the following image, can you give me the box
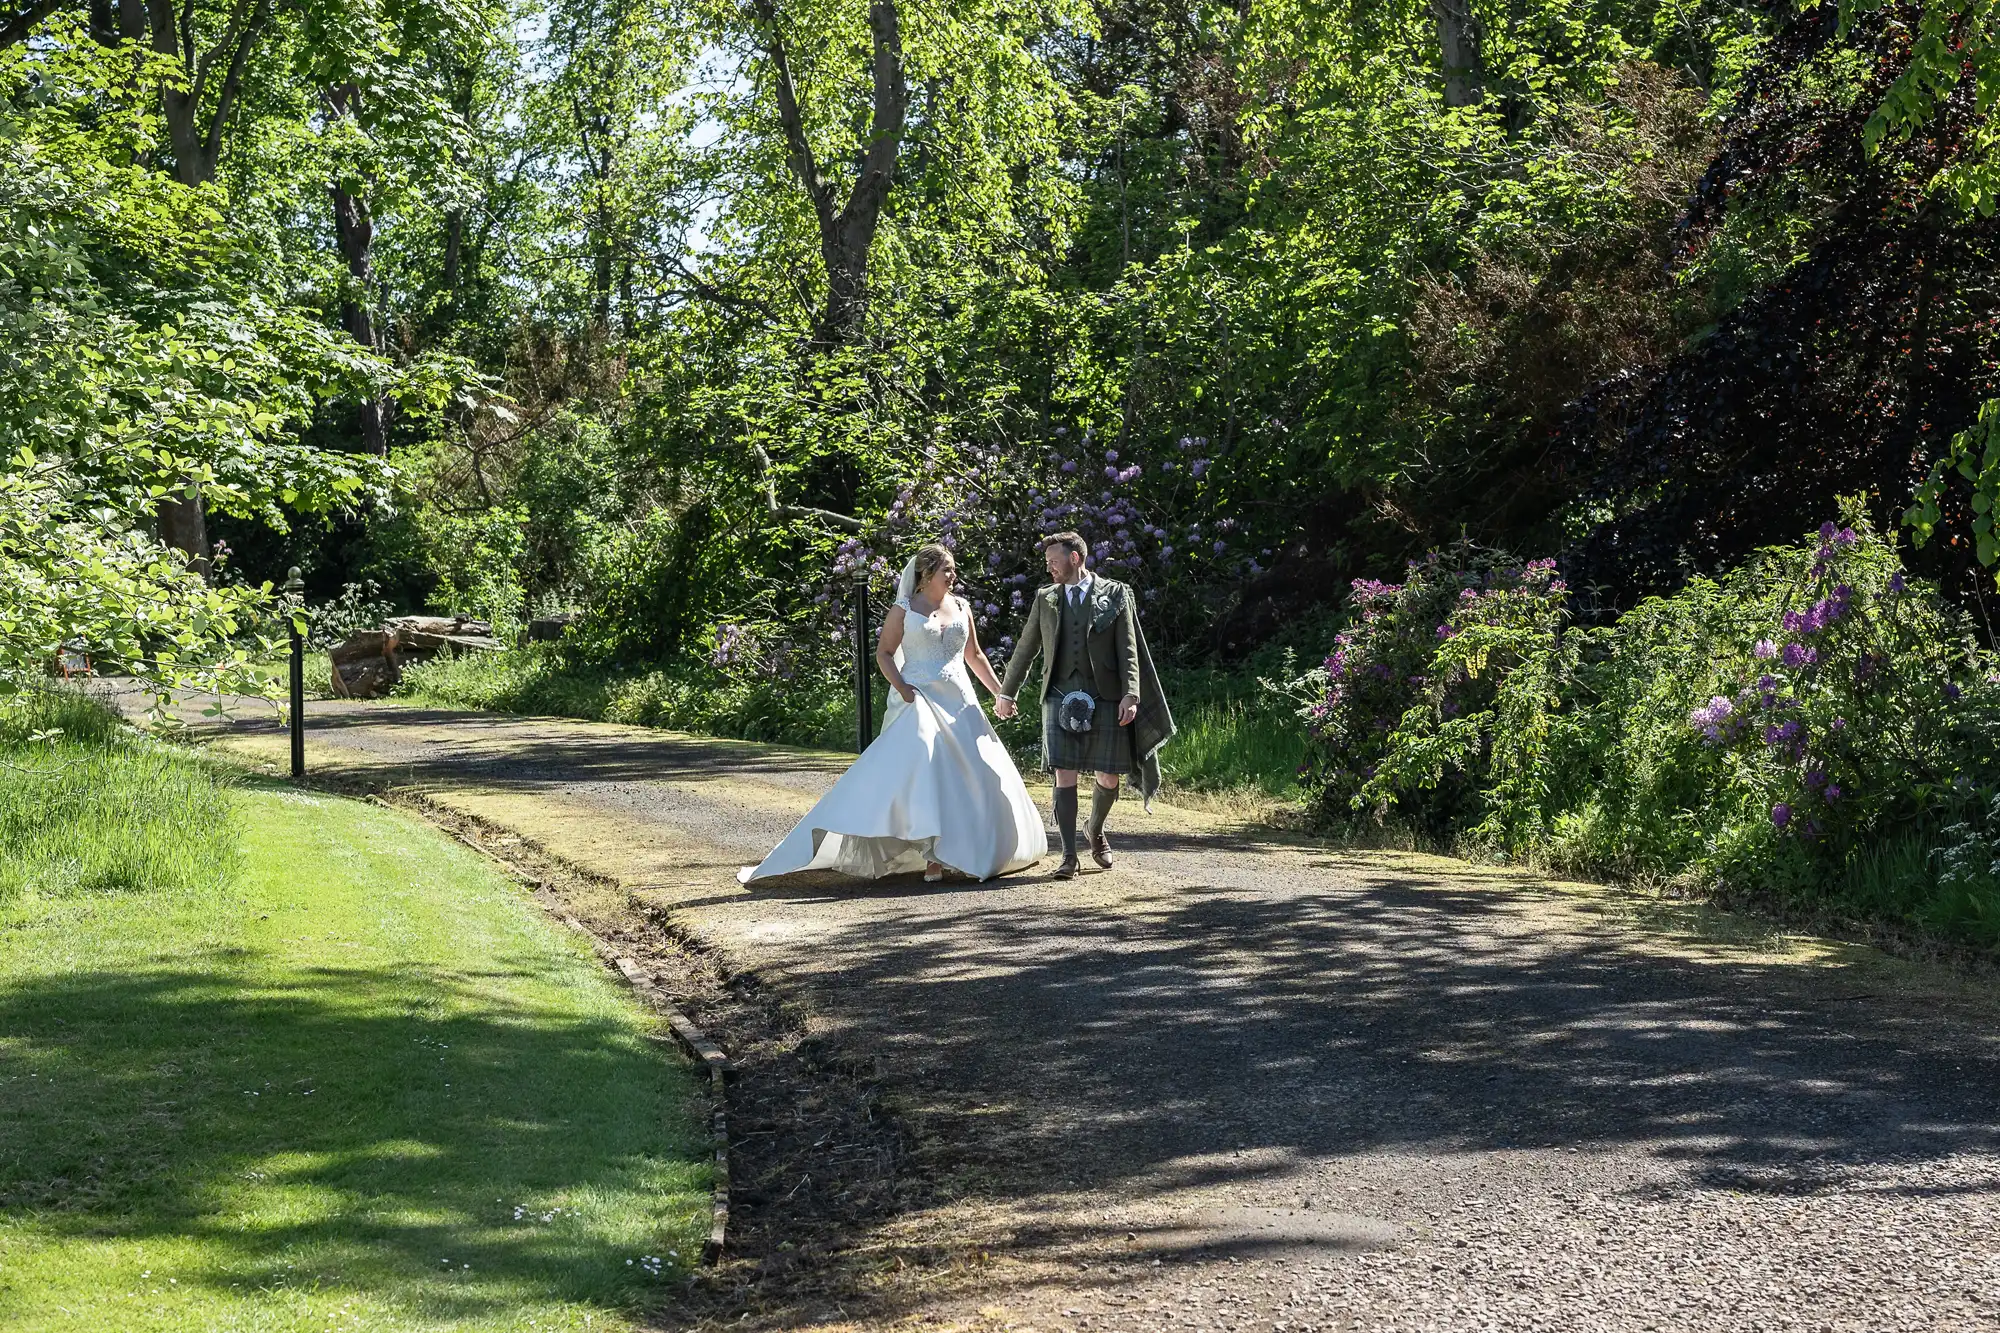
[189,696,2000,1331]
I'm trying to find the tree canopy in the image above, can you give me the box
[9,0,2000,687]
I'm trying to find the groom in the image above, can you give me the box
[996,532,1175,879]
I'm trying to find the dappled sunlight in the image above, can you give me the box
[679,860,2000,1203]
[0,959,706,1326]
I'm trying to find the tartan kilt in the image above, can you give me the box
[1041,694,1135,775]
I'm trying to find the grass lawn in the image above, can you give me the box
[0,783,710,1332]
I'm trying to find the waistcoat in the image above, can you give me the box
[1054,584,1094,694]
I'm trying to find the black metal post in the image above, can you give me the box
[852,576,873,752]
[285,566,305,780]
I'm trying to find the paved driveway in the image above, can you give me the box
[187,696,2000,1331]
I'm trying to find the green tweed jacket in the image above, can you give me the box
[1000,576,1142,705]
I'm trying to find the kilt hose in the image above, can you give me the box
[1040,693,1135,776]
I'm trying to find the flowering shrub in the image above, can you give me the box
[1299,506,2000,948]
[706,622,797,679]
[801,429,1264,667]
[1292,547,1563,837]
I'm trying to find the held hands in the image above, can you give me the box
[994,695,1018,720]
[1118,694,1139,726]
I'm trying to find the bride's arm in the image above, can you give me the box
[960,600,1005,697]
[876,605,917,702]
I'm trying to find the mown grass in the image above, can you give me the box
[0,693,710,1332]
[399,648,1308,799]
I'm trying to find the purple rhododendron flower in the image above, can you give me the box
[1690,694,1738,743]
[1772,803,1792,828]
[1213,540,1227,555]
[1888,572,1907,594]
[1763,720,1804,747]
[1061,460,1077,473]
[1836,527,1858,546]
[1946,682,1963,702]
[1782,643,1818,668]
[1191,459,1209,477]
[1105,449,1119,462]
[1819,522,1837,541]
[1825,785,1841,802]
[1754,639,1776,659]
[1689,695,1735,727]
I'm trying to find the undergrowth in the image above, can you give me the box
[1287,507,2000,953]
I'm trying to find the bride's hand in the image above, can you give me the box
[894,682,917,704]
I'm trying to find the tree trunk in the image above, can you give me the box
[148,0,272,184]
[1433,0,1483,108]
[328,82,390,455]
[440,211,463,304]
[591,243,613,331]
[157,486,210,576]
[75,0,269,569]
[756,0,907,351]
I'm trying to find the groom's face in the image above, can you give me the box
[1044,545,1082,584]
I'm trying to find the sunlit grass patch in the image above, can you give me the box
[0,689,236,902]
[0,783,709,1332]
[1153,669,1305,799]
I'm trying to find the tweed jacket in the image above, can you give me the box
[999,576,1141,704]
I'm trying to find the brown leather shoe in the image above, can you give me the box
[1091,833,1113,869]
[1054,856,1080,880]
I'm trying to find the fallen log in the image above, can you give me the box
[326,615,502,698]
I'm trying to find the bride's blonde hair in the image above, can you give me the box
[913,543,956,589]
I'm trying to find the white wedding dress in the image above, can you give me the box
[738,596,1048,883]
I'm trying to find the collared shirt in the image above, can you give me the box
[1064,570,1095,609]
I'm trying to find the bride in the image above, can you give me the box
[738,544,1048,884]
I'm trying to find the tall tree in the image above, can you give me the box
[1432,0,1482,106]
[752,0,907,349]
